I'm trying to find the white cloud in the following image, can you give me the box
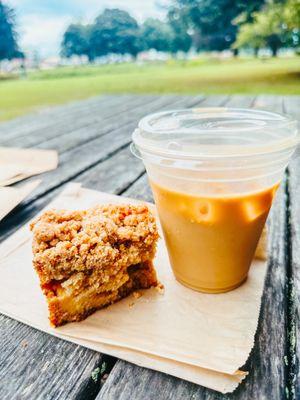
[18,14,72,57]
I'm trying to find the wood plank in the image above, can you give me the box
[0,94,205,399]
[16,95,205,206]
[98,95,290,399]
[225,95,256,108]
[1,95,145,147]
[123,173,152,200]
[0,95,132,141]
[10,96,180,201]
[35,96,175,153]
[1,94,195,147]
[194,94,229,107]
[0,94,112,132]
[73,146,145,193]
[0,95,114,140]
[252,95,283,113]
[4,95,205,150]
[0,315,112,400]
[282,95,300,399]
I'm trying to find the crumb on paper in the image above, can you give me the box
[129,302,135,307]
[133,291,142,299]
[156,282,165,294]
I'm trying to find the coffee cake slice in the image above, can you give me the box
[30,204,159,327]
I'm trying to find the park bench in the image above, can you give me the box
[0,94,299,399]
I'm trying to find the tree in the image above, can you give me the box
[141,18,174,52]
[233,22,265,56]
[283,0,300,47]
[168,0,265,52]
[0,2,22,60]
[89,9,140,58]
[61,23,91,60]
[167,6,192,53]
[234,0,299,56]
[282,0,300,30]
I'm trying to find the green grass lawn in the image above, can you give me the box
[0,56,299,121]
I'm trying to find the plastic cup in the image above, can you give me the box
[131,108,298,293]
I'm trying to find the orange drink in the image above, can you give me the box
[132,108,298,293]
[151,181,278,292]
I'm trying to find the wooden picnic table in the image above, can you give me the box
[0,94,299,400]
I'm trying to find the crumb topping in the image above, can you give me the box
[30,204,159,283]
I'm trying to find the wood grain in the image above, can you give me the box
[0,95,131,142]
[283,95,300,400]
[0,315,107,400]
[13,95,204,206]
[4,95,157,148]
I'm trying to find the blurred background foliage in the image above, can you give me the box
[1,0,299,62]
[58,0,299,59]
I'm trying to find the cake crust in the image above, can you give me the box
[30,204,159,326]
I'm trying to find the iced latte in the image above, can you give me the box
[132,108,298,293]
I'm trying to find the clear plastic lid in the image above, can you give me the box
[132,108,298,159]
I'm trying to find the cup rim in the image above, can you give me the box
[133,108,299,160]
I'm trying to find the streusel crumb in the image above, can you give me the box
[156,282,165,294]
[133,291,142,299]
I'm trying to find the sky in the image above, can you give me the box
[6,0,169,57]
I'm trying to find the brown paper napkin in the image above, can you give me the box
[0,147,58,186]
[0,180,41,221]
[0,183,269,393]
